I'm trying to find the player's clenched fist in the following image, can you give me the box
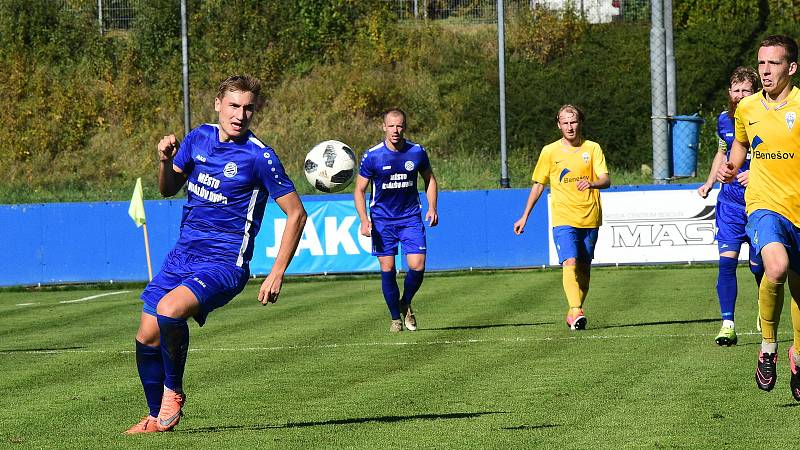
[158,134,179,162]
[716,161,736,183]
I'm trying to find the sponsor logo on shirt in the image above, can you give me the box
[195,154,207,162]
[382,165,392,170]
[787,112,796,131]
[753,150,795,160]
[382,173,413,189]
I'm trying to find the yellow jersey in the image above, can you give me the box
[734,86,800,226]
[532,139,608,228]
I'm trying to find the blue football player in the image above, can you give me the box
[125,75,307,434]
[697,66,763,346]
[354,108,439,332]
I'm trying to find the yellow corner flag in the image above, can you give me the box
[128,177,146,227]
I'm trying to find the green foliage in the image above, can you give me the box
[3,1,800,202]
[506,3,588,64]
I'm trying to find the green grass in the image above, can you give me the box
[1,266,794,448]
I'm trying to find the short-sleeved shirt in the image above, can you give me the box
[734,87,800,226]
[172,123,296,267]
[716,111,750,206]
[358,140,431,222]
[531,139,608,228]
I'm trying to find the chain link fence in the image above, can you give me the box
[385,0,650,23]
[62,0,140,32]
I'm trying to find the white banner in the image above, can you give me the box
[547,187,749,265]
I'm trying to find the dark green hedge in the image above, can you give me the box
[1,0,799,201]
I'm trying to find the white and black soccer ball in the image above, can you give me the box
[303,140,356,193]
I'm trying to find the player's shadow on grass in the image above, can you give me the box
[424,322,552,331]
[0,346,85,353]
[594,318,718,329]
[183,411,507,433]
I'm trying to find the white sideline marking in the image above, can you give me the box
[11,291,131,308]
[0,330,768,356]
[59,290,131,304]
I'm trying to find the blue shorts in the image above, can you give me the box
[716,200,749,252]
[371,218,427,257]
[746,209,800,273]
[141,249,250,326]
[552,226,598,264]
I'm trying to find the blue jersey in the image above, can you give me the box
[717,111,750,206]
[172,124,296,267]
[359,140,431,222]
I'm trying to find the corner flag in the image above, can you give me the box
[128,177,146,227]
[128,177,153,280]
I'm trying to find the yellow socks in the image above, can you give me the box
[759,277,784,344]
[562,265,582,312]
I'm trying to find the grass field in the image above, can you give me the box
[2,266,798,449]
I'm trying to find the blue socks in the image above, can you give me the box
[401,269,425,306]
[717,256,739,321]
[135,340,164,418]
[157,314,189,393]
[381,271,401,320]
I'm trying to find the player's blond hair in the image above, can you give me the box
[216,74,264,111]
[556,104,584,124]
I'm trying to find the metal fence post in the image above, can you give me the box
[650,0,670,183]
[498,0,510,188]
[97,0,103,35]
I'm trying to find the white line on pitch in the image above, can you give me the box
[15,303,38,306]
[0,330,769,356]
[59,290,131,304]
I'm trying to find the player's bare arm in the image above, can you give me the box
[258,192,307,305]
[514,183,545,235]
[717,139,749,183]
[577,173,611,191]
[698,150,726,198]
[353,175,372,237]
[421,168,439,227]
[157,134,188,197]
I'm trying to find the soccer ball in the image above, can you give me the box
[303,140,356,193]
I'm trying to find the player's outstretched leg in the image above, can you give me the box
[156,314,189,431]
[715,256,739,346]
[400,269,424,331]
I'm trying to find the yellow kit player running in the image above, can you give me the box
[514,105,611,330]
[717,35,800,400]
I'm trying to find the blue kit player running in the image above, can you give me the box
[124,75,307,434]
[354,108,439,332]
[697,67,764,346]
